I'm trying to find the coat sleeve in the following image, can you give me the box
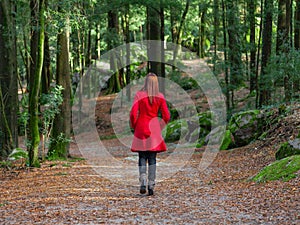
[130,93,139,129]
[159,95,170,129]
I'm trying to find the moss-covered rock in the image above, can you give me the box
[229,110,263,147]
[275,139,300,160]
[163,119,188,142]
[220,130,233,150]
[252,155,300,183]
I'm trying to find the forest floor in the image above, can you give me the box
[1,78,300,224]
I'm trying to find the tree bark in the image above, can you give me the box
[227,0,243,109]
[0,0,18,158]
[28,0,45,167]
[276,0,291,53]
[48,11,71,159]
[295,0,300,49]
[259,0,273,107]
[221,0,230,110]
[249,0,257,92]
[147,5,161,76]
[107,6,121,93]
[213,0,220,72]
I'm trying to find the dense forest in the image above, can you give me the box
[0,0,300,166]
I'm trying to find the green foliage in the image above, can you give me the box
[18,94,29,136]
[47,133,71,160]
[252,155,300,183]
[263,49,300,104]
[0,148,29,170]
[8,148,28,161]
[163,119,188,142]
[40,85,64,136]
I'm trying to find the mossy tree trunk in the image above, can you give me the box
[28,0,45,167]
[48,9,71,159]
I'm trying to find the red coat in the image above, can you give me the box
[130,90,170,152]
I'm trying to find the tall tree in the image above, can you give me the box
[226,0,243,109]
[0,0,18,158]
[294,0,300,92]
[28,0,45,167]
[276,0,291,53]
[41,0,51,94]
[213,0,220,72]
[198,2,208,58]
[221,0,230,110]
[276,0,292,101]
[295,0,300,49]
[171,0,190,66]
[147,5,161,75]
[248,0,257,92]
[107,1,121,93]
[259,0,273,106]
[48,3,71,159]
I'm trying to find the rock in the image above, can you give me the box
[275,139,300,160]
[163,119,188,142]
[229,110,263,147]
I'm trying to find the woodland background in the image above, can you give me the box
[0,0,299,166]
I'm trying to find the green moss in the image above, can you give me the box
[220,130,232,150]
[275,141,300,160]
[252,155,300,183]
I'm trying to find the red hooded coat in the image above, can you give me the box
[130,90,170,152]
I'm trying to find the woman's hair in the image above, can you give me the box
[142,72,159,104]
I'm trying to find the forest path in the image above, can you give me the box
[1,137,299,224]
[1,79,300,224]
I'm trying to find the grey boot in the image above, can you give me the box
[139,173,147,194]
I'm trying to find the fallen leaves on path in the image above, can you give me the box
[0,139,299,224]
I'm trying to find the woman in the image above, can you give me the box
[130,73,170,196]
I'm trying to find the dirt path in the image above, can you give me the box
[1,139,299,224]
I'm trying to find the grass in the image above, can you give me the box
[252,155,300,183]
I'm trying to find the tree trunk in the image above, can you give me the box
[221,0,230,110]
[85,24,92,67]
[213,0,220,72]
[107,7,121,93]
[295,0,300,49]
[198,3,208,58]
[276,0,291,53]
[0,0,18,158]
[172,0,190,68]
[227,0,243,109]
[41,0,50,95]
[48,13,71,159]
[147,6,161,76]
[249,0,257,92]
[259,0,273,107]
[42,31,51,94]
[160,1,166,95]
[28,0,45,167]
[124,4,131,100]
[294,0,300,92]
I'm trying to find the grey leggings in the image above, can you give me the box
[138,151,157,188]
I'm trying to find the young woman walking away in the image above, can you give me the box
[130,73,170,196]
